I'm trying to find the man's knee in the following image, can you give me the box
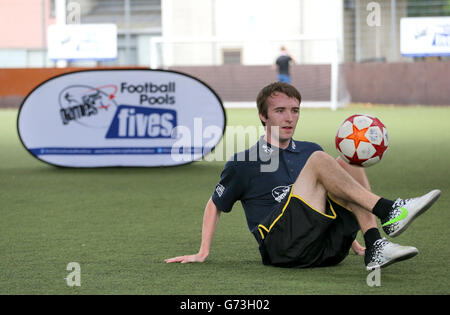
[306,151,335,169]
[309,150,333,162]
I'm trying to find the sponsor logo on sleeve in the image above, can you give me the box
[215,184,225,197]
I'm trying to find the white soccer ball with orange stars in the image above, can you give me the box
[335,114,389,167]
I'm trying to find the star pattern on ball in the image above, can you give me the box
[371,139,388,158]
[345,124,370,149]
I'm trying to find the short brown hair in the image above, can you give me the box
[256,82,302,126]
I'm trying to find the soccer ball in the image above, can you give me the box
[335,114,388,167]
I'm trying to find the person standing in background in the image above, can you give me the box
[275,46,296,83]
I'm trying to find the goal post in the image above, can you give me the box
[149,35,350,111]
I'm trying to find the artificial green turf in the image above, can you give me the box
[0,106,449,294]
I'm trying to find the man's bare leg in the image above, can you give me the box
[291,151,380,213]
[333,157,378,256]
[332,157,378,233]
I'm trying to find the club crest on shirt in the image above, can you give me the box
[272,184,292,202]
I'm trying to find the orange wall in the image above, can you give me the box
[0,68,81,97]
[0,67,148,108]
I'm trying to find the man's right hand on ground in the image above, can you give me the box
[164,253,207,264]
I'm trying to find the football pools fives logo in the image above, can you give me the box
[18,69,228,167]
[58,84,179,139]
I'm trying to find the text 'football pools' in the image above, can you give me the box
[120,81,176,105]
[105,105,177,139]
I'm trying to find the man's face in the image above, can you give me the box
[259,92,300,144]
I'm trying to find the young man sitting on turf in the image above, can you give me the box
[165,82,441,270]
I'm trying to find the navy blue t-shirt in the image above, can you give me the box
[211,137,323,234]
[276,55,292,75]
